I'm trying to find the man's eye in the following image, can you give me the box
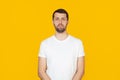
[55,18,59,20]
[62,18,66,21]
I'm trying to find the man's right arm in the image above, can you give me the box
[38,57,51,80]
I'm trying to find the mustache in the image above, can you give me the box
[57,23,64,27]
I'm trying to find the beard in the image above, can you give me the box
[54,23,67,33]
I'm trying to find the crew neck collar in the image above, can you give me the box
[53,34,70,43]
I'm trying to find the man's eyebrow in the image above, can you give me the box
[55,17,59,18]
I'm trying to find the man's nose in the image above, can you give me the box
[59,19,62,23]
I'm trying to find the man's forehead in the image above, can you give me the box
[54,12,67,17]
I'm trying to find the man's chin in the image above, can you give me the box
[56,29,65,33]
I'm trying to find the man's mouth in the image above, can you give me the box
[57,24,64,28]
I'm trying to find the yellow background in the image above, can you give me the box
[0,0,120,80]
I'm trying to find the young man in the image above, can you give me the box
[38,9,85,80]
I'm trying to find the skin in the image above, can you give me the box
[38,12,85,80]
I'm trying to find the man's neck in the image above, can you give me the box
[54,31,69,41]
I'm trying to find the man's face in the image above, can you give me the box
[53,12,68,33]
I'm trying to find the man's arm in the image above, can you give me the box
[72,56,85,80]
[38,57,51,80]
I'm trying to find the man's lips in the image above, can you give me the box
[57,24,64,28]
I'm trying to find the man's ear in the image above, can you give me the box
[67,20,69,24]
[52,19,54,24]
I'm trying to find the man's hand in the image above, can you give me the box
[38,57,51,80]
[72,56,85,80]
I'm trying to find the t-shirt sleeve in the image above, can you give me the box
[77,40,85,57]
[38,42,47,58]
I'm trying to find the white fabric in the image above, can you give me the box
[38,35,85,80]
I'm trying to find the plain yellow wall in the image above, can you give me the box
[0,0,120,80]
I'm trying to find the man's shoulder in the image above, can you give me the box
[70,35,83,43]
[40,35,54,45]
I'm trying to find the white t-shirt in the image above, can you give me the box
[38,35,85,80]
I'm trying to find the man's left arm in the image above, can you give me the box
[72,56,85,80]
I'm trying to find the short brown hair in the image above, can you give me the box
[52,8,69,20]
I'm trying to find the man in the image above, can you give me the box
[38,9,85,80]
